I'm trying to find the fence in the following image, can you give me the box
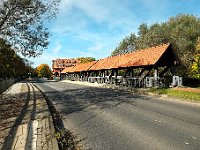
[0,79,17,94]
[64,75,168,88]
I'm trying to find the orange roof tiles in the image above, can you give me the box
[55,43,173,74]
[61,61,98,73]
[89,43,170,70]
[71,61,98,72]
[120,43,170,68]
[61,66,75,73]
[52,58,80,69]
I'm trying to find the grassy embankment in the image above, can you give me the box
[149,87,200,103]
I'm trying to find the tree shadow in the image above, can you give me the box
[1,81,42,150]
[2,82,31,149]
[25,83,36,150]
[35,81,150,116]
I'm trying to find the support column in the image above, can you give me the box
[102,70,105,83]
[105,70,109,76]
[154,67,158,87]
[129,68,134,87]
[113,69,118,85]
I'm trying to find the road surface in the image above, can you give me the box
[34,80,200,150]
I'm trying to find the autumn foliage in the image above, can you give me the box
[77,57,96,64]
[35,64,52,78]
[192,38,200,79]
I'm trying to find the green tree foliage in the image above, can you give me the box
[0,38,29,79]
[192,38,200,79]
[112,34,137,56]
[77,57,96,64]
[0,0,60,57]
[111,14,200,76]
[35,64,52,78]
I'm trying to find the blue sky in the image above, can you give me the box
[29,0,200,68]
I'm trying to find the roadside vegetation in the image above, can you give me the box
[0,0,61,80]
[0,39,31,79]
[149,87,200,102]
[77,57,96,64]
[0,0,60,57]
[35,64,52,78]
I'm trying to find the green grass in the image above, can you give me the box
[149,88,200,102]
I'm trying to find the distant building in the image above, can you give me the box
[52,58,80,76]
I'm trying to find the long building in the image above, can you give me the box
[54,43,181,87]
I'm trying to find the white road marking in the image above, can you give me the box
[192,136,198,140]
[185,142,189,145]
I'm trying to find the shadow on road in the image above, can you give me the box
[34,81,151,116]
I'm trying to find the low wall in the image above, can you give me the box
[0,79,17,94]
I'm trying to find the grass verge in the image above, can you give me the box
[149,88,200,103]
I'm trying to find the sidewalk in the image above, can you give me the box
[0,81,58,150]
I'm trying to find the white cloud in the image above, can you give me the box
[31,0,200,68]
[52,41,62,53]
[56,0,139,31]
[88,43,104,52]
[29,53,56,68]
[59,0,109,22]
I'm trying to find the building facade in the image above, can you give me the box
[52,58,80,77]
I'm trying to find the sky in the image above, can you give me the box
[29,0,200,68]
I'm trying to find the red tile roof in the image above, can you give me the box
[72,61,98,72]
[61,61,98,73]
[89,43,171,70]
[52,58,80,69]
[61,66,75,73]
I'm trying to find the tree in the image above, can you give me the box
[192,38,200,79]
[35,64,52,78]
[0,0,60,57]
[112,33,137,56]
[0,38,28,79]
[77,57,96,64]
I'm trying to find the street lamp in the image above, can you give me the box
[28,72,31,80]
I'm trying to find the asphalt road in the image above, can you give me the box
[34,80,200,150]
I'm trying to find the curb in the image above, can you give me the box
[33,84,79,150]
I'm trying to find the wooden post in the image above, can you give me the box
[86,72,90,82]
[105,70,109,83]
[105,70,108,76]
[102,70,105,83]
[129,68,133,87]
[154,67,158,87]
[113,69,118,85]
[123,68,129,86]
